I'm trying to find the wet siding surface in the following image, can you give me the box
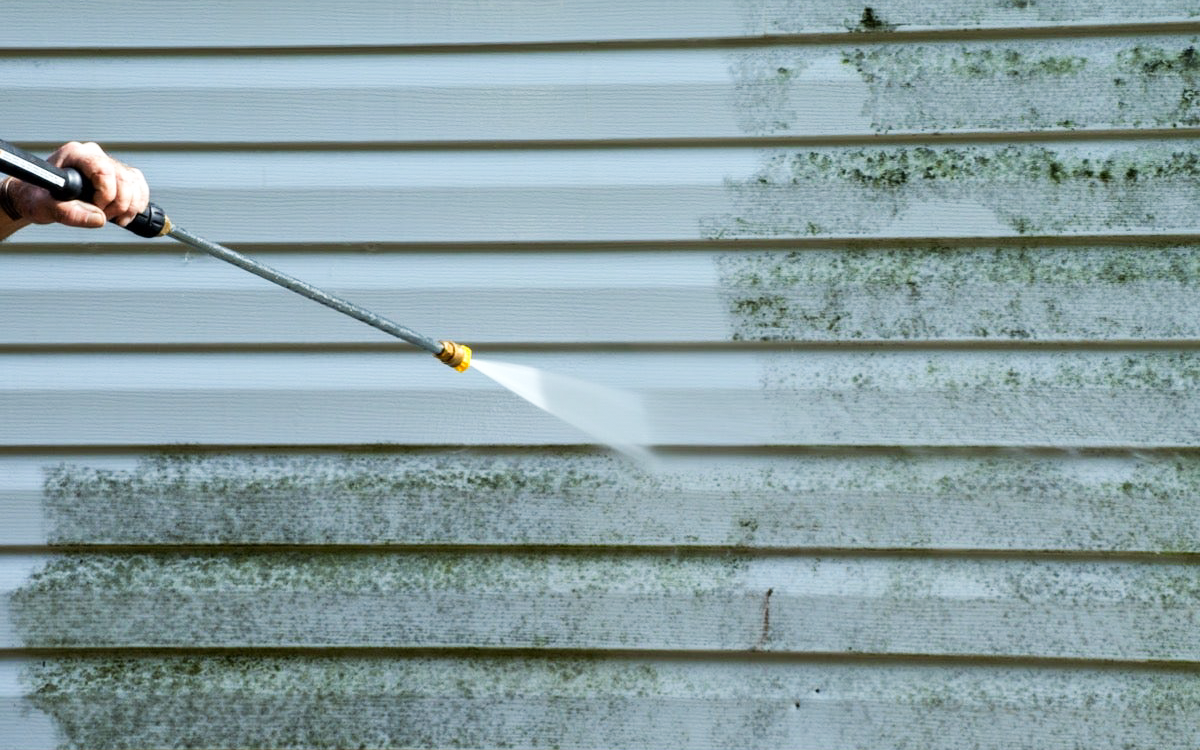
[3,3,1200,748]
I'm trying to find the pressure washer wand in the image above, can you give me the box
[164,224,471,370]
[0,139,472,372]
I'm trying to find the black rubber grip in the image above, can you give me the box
[68,168,169,238]
[0,138,167,238]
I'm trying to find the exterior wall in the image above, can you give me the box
[3,2,1200,747]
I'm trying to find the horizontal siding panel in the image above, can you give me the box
[4,451,1200,552]
[5,1,1199,48]
[8,143,1200,245]
[6,551,1199,660]
[10,36,1200,143]
[2,655,1196,749]
[3,350,1200,447]
[4,245,1200,345]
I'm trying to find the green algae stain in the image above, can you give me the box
[20,655,666,750]
[716,245,1200,342]
[40,450,640,546]
[844,44,1099,131]
[1118,44,1200,76]
[13,551,748,601]
[840,39,1200,132]
[849,47,1086,81]
[7,549,751,648]
[701,144,1200,239]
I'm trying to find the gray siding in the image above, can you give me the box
[3,1,1199,747]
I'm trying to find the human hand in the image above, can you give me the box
[2,141,149,228]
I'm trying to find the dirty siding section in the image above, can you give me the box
[3,1,1200,748]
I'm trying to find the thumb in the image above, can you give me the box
[54,200,107,229]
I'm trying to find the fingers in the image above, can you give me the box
[46,141,150,227]
[53,200,108,229]
[112,166,150,226]
[4,178,106,228]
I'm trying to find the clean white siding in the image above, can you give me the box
[3,2,1199,747]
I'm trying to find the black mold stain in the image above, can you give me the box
[853,6,897,32]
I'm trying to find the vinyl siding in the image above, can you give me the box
[2,2,1199,748]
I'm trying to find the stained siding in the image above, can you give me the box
[3,2,1200,748]
[12,36,1200,144]
[2,1,1200,46]
[8,144,1200,244]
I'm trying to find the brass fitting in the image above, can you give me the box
[436,340,472,372]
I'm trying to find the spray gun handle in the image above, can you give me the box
[0,138,169,238]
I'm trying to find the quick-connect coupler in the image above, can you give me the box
[436,340,472,372]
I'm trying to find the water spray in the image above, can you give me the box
[0,138,472,372]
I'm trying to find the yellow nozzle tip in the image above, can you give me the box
[455,344,472,372]
[436,340,472,372]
